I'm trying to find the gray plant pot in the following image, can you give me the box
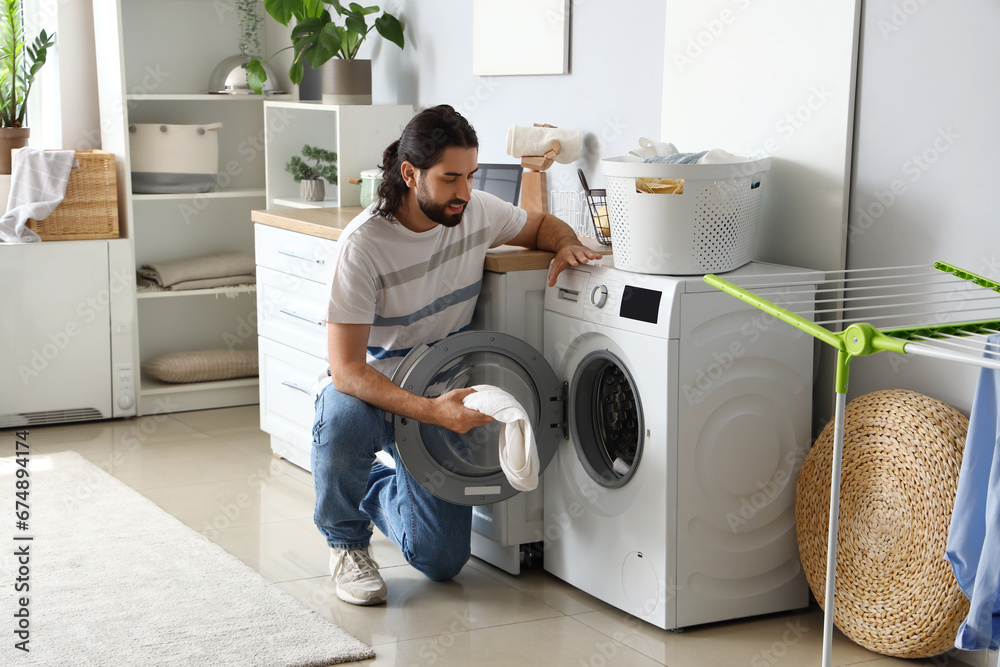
[322,59,373,105]
[300,178,325,202]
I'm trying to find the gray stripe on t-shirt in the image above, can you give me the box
[375,227,492,290]
[372,279,482,328]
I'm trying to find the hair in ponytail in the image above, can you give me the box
[374,105,478,218]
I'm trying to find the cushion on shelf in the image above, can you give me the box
[142,349,258,384]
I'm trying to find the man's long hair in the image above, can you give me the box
[373,105,479,218]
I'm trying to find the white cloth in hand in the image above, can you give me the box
[0,147,76,243]
[462,384,539,491]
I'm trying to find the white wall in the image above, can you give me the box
[845,0,1000,413]
[30,0,101,151]
[365,0,666,196]
[660,0,861,274]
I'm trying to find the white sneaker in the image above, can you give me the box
[330,547,387,606]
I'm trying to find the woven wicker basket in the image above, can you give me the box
[27,150,119,241]
[796,389,970,658]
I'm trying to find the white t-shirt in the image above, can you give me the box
[325,189,528,380]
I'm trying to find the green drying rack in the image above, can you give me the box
[705,261,1000,667]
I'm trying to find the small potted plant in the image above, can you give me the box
[286,144,338,202]
[0,0,56,174]
[247,1,404,104]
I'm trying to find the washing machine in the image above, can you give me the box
[389,329,563,507]
[542,261,821,630]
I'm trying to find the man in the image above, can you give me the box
[313,104,601,606]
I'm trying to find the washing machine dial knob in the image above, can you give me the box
[590,285,608,308]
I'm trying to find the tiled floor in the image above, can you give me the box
[8,406,997,667]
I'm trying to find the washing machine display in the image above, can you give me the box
[543,262,819,631]
[391,330,562,506]
[571,350,644,488]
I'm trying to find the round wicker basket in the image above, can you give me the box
[796,389,970,658]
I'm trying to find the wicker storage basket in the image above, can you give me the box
[796,389,970,658]
[27,150,119,241]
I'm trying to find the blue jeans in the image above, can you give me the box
[311,383,472,581]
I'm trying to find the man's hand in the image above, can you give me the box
[548,241,603,287]
[428,388,495,434]
[507,211,603,287]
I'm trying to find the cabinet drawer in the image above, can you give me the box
[257,266,329,358]
[254,224,337,284]
[258,337,328,453]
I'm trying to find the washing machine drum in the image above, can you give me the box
[390,330,562,506]
[570,350,644,489]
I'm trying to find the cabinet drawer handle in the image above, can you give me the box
[279,308,325,326]
[278,249,325,264]
[281,380,311,395]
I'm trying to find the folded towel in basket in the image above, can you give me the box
[138,251,256,288]
[0,148,76,243]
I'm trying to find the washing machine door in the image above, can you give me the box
[391,330,562,506]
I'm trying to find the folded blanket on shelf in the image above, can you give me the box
[138,251,255,288]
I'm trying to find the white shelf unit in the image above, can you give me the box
[94,0,296,415]
[263,101,413,210]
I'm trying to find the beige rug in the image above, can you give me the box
[0,451,374,666]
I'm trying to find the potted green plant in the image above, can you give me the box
[286,144,338,202]
[0,0,55,174]
[247,1,404,104]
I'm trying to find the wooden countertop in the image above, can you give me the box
[251,206,607,273]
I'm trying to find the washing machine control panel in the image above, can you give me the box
[546,265,682,338]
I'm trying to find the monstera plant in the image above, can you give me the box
[247,0,404,101]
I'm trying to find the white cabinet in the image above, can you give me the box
[263,102,412,209]
[0,240,137,427]
[255,224,337,470]
[93,0,297,414]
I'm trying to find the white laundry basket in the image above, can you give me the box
[601,155,770,275]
